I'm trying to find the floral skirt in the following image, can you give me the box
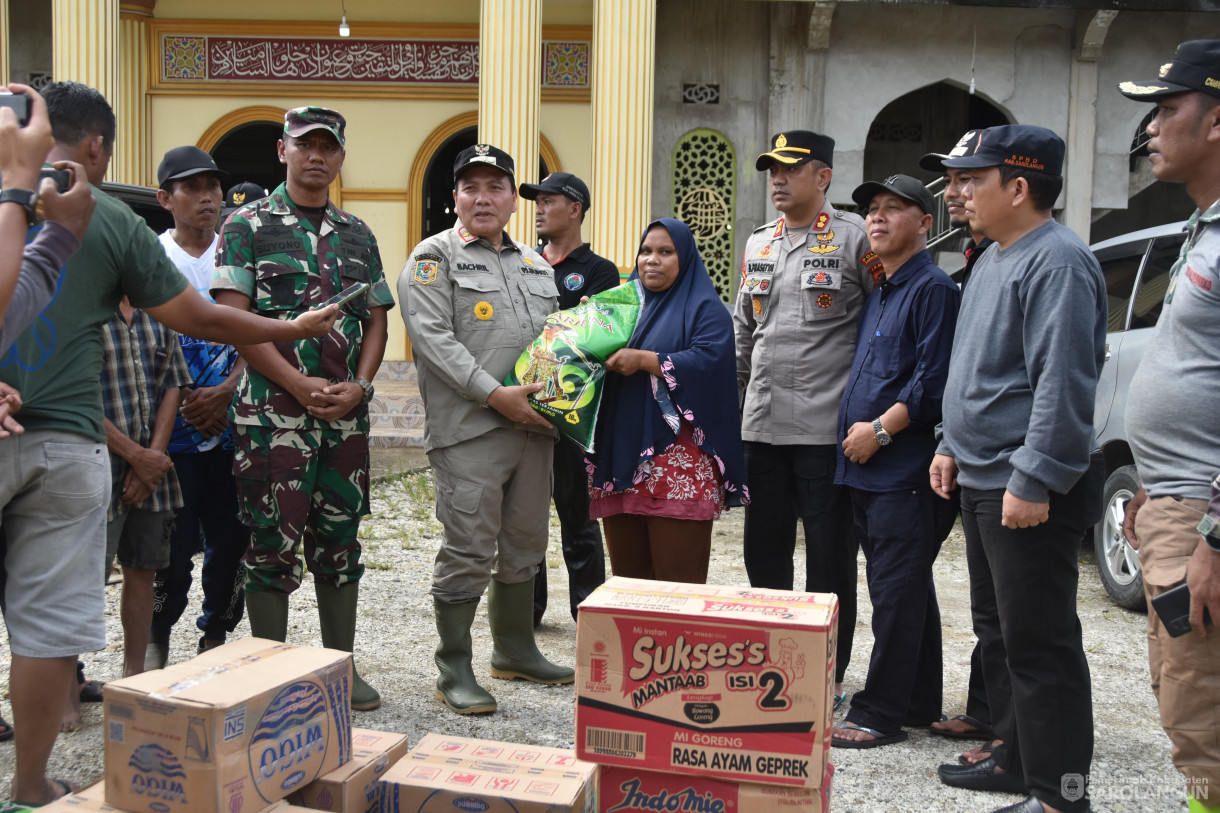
[589,424,726,521]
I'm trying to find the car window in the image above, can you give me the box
[1095,246,1145,333]
[1130,235,1185,330]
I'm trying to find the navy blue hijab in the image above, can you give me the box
[588,218,749,507]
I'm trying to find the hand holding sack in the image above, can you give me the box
[504,280,643,451]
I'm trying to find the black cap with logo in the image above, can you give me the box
[919,130,984,173]
[519,172,591,212]
[852,174,936,215]
[940,124,1065,177]
[453,144,516,186]
[157,146,229,189]
[220,181,268,220]
[755,131,835,171]
[1119,40,1220,101]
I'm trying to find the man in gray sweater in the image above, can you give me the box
[930,125,1106,813]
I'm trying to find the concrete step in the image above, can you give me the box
[369,361,425,449]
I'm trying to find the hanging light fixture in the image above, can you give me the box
[339,0,351,37]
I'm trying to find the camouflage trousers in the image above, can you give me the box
[232,424,369,595]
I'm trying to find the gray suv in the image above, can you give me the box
[1091,220,1188,610]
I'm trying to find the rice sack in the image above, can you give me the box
[505,280,643,451]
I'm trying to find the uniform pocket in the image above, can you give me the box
[40,442,107,521]
[520,275,560,328]
[861,334,902,378]
[255,267,309,312]
[453,274,507,332]
[800,270,847,321]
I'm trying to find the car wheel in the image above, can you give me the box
[1093,464,1146,611]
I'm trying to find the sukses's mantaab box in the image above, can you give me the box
[575,578,837,788]
[103,638,353,813]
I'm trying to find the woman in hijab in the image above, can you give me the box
[586,218,748,584]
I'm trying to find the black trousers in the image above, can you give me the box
[742,442,857,682]
[844,487,944,733]
[965,641,991,725]
[534,439,605,623]
[960,457,1102,813]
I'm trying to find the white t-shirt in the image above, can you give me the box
[159,231,220,302]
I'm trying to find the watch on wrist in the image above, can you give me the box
[356,377,375,406]
[1199,514,1220,553]
[0,188,41,226]
[872,418,892,447]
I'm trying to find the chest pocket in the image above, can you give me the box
[333,232,373,319]
[453,274,509,343]
[800,269,847,321]
[518,275,560,332]
[861,334,903,379]
[253,228,311,312]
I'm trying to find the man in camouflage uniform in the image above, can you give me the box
[735,130,881,710]
[402,144,573,716]
[213,107,394,711]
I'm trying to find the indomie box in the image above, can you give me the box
[598,765,832,813]
[381,735,598,813]
[575,578,837,788]
[291,728,410,813]
[103,638,353,813]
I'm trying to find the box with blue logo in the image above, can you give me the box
[289,728,410,812]
[380,734,597,813]
[103,638,353,813]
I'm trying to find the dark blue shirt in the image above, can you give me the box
[835,249,960,491]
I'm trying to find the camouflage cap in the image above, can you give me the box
[284,106,346,147]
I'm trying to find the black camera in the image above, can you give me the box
[0,93,31,127]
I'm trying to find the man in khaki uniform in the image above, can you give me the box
[734,130,881,708]
[401,144,573,716]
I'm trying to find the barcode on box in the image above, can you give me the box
[108,720,125,743]
[584,727,644,759]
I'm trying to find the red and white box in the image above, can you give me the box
[598,764,832,813]
[575,578,837,788]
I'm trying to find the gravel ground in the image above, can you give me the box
[0,464,1188,812]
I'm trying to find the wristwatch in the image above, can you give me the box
[1198,514,1220,553]
[355,377,375,405]
[872,418,892,447]
[0,188,41,226]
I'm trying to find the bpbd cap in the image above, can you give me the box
[519,172,590,211]
[919,130,984,173]
[756,131,835,171]
[453,144,516,185]
[1119,40,1220,101]
[852,174,936,215]
[941,124,1065,177]
[284,106,346,147]
[157,146,228,189]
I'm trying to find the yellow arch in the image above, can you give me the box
[196,105,343,206]
[405,110,563,253]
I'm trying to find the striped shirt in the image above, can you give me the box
[100,308,191,520]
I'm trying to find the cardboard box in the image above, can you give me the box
[575,578,837,788]
[40,783,119,812]
[598,765,832,813]
[103,638,354,813]
[290,728,410,812]
[382,735,598,813]
[261,802,329,812]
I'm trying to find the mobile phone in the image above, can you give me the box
[1151,582,1214,638]
[0,92,31,127]
[39,167,71,193]
[321,281,369,309]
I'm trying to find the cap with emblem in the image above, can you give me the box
[519,172,591,211]
[1118,39,1220,101]
[919,130,984,173]
[454,143,516,186]
[755,131,835,171]
[157,145,229,190]
[284,106,346,147]
[221,181,268,219]
[851,174,936,215]
[940,124,1065,177]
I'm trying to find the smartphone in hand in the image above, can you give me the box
[1151,582,1214,638]
[0,92,31,127]
[321,282,369,310]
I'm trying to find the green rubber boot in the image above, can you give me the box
[433,598,497,714]
[245,590,289,642]
[315,581,382,711]
[487,579,575,684]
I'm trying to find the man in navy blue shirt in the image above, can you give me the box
[831,174,960,749]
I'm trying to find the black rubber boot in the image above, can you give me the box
[487,578,575,684]
[315,581,382,711]
[434,597,497,714]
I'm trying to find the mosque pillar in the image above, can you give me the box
[114,0,156,185]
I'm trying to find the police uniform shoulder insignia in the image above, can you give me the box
[474,301,494,320]
[861,250,879,266]
[814,213,830,232]
[772,218,785,238]
[564,272,585,291]
[458,226,477,243]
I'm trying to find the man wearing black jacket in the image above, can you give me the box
[519,173,619,624]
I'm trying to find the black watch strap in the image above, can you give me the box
[0,188,40,225]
